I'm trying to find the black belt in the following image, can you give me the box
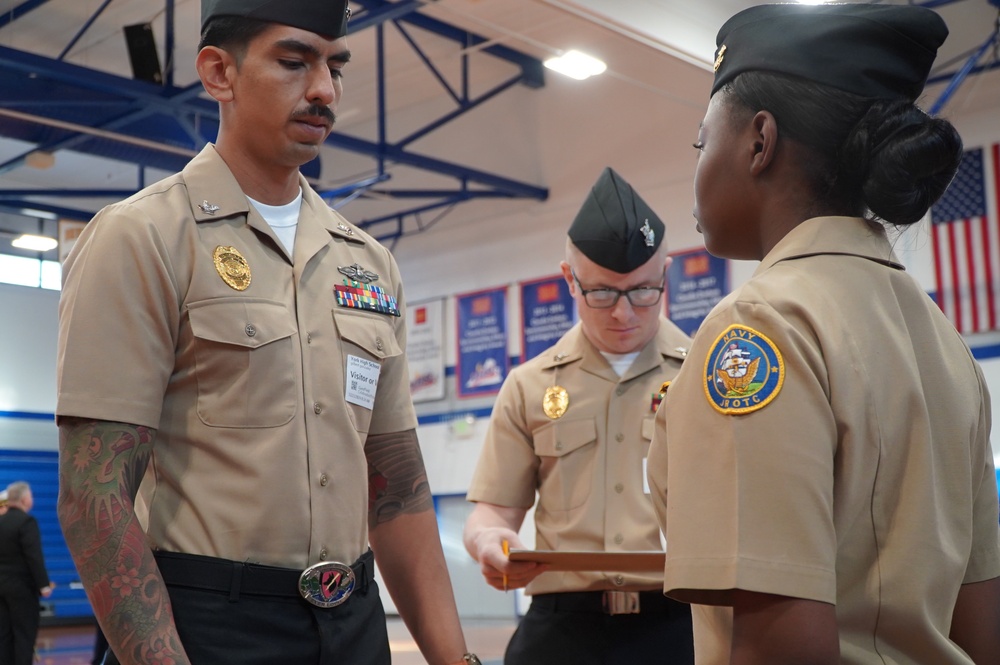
[154,549,374,607]
[531,590,687,615]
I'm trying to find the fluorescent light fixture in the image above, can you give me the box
[544,50,607,80]
[19,208,58,220]
[12,234,58,252]
[796,0,831,4]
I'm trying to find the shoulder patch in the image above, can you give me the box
[703,324,784,415]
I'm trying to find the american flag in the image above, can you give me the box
[931,144,1000,334]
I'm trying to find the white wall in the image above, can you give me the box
[0,282,58,450]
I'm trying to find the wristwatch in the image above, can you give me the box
[462,654,482,665]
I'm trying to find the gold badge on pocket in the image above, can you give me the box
[213,245,251,291]
[543,385,569,419]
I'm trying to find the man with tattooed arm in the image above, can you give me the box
[55,2,476,664]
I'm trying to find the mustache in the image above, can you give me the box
[292,105,336,125]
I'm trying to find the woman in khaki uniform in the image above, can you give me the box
[646,4,1000,664]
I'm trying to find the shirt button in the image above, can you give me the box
[306,333,312,344]
[375,337,384,351]
[615,386,625,396]
[615,433,624,442]
[319,548,328,561]
[313,402,322,414]
[614,483,624,494]
[613,575,625,586]
[245,323,256,337]
[614,533,624,544]
[319,474,329,486]
[555,441,563,451]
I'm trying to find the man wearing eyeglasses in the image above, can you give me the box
[463,167,694,664]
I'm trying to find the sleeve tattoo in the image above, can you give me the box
[58,417,186,665]
[365,429,434,527]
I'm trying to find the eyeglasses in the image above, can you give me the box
[571,270,665,309]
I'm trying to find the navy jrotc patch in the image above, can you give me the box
[704,324,784,414]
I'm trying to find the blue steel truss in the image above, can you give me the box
[0,0,548,242]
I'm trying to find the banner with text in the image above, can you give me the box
[520,275,575,362]
[666,248,728,336]
[407,297,446,403]
[456,287,509,398]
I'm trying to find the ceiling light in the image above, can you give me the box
[796,0,831,4]
[544,50,607,80]
[12,234,58,251]
[19,208,58,220]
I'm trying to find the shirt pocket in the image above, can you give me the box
[188,298,297,428]
[333,309,402,433]
[641,415,654,455]
[533,418,597,512]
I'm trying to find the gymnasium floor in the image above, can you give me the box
[35,618,514,664]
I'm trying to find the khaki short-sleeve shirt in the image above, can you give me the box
[57,146,417,569]
[647,217,1000,664]
[468,320,691,594]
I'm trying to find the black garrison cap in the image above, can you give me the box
[568,167,665,274]
[202,0,351,38]
[711,3,948,101]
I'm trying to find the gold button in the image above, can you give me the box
[319,549,328,561]
[614,483,624,493]
[375,337,384,351]
[313,402,322,414]
[613,575,625,586]
[614,533,623,544]
[615,433,624,442]
[320,474,329,486]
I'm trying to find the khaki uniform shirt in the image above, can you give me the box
[468,319,690,595]
[57,145,417,569]
[647,217,1000,664]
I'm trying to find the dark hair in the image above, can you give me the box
[198,16,272,60]
[722,71,963,226]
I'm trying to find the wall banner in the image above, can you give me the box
[456,287,508,398]
[666,248,728,337]
[520,274,575,362]
[407,297,446,403]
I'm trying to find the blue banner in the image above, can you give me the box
[520,275,575,362]
[666,248,728,337]
[456,287,509,398]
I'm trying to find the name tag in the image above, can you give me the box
[346,355,381,410]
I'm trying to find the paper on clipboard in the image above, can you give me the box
[507,549,665,572]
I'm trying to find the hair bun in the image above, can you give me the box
[841,101,963,225]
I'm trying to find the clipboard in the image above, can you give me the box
[508,549,665,572]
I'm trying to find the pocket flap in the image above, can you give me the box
[641,416,654,441]
[534,418,597,457]
[334,310,402,360]
[189,299,296,349]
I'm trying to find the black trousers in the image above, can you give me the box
[105,551,389,665]
[504,591,695,665]
[0,576,41,665]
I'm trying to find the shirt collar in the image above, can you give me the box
[755,216,905,276]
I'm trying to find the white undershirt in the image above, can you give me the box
[600,350,640,377]
[247,188,303,255]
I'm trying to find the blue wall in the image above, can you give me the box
[2,450,92,620]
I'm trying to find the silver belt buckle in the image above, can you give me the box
[298,561,355,608]
[602,590,641,615]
